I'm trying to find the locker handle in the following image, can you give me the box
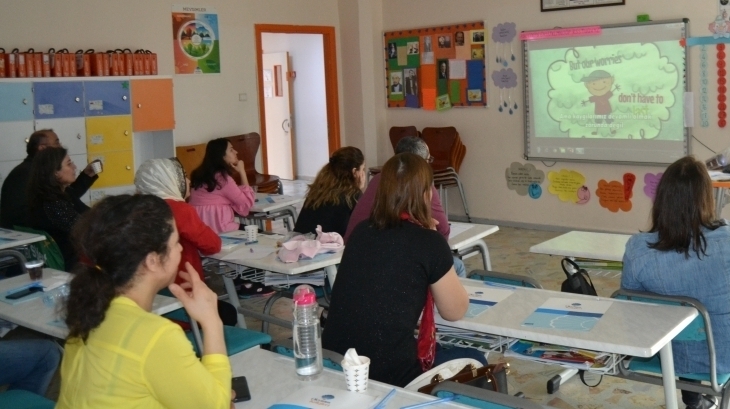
[125,166,131,170]
[122,95,127,101]
[76,134,81,140]
[124,130,129,136]
[22,99,27,105]
[75,97,80,102]
[137,104,142,108]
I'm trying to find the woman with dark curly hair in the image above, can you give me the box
[293,146,366,236]
[188,138,256,233]
[57,194,233,409]
[27,147,89,271]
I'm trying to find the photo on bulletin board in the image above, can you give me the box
[384,21,487,109]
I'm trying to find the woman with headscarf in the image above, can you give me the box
[135,158,237,326]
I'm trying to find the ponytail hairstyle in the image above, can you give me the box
[64,194,174,342]
[190,138,232,192]
[303,146,364,210]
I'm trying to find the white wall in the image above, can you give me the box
[261,33,329,179]
[376,0,724,234]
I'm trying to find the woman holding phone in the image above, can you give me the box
[56,194,233,409]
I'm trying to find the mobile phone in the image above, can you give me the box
[232,376,251,402]
[6,286,42,300]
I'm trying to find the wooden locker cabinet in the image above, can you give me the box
[87,150,135,188]
[131,79,175,131]
[86,116,133,154]
[0,83,34,122]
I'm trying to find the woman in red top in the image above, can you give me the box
[135,158,237,326]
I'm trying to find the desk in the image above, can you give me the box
[0,228,45,250]
[206,234,341,331]
[529,231,630,262]
[712,181,730,218]
[231,347,474,409]
[448,222,499,271]
[436,278,697,409]
[246,193,304,232]
[0,269,182,339]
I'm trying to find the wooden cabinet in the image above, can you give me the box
[0,76,175,204]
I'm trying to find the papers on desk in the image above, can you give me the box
[710,170,730,181]
[221,244,275,261]
[263,194,299,204]
[521,298,612,332]
[505,340,611,370]
[463,285,513,318]
[448,223,474,239]
[220,236,247,250]
[268,385,375,409]
[264,270,325,287]
[0,228,23,239]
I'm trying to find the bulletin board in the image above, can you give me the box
[384,21,487,110]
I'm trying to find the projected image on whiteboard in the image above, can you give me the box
[535,42,681,140]
[524,21,689,165]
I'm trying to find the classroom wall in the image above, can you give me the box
[378,0,725,234]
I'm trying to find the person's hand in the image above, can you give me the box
[235,159,246,174]
[430,218,439,231]
[230,390,236,409]
[82,160,102,177]
[168,262,221,325]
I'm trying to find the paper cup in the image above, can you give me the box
[91,161,103,174]
[25,260,44,281]
[342,356,370,392]
[244,225,258,242]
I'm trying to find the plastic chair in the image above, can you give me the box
[0,390,55,409]
[12,226,64,271]
[225,133,282,194]
[175,143,207,176]
[611,289,730,408]
[431,383,546,409]
[468,270,542,289]
[389,126,420,153]
[269,339,345,371]
[421,127,471,221]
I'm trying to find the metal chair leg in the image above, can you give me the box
[262,292,285,334]
[456,178,472,222]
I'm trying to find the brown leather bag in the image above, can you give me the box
[417,363,508,395]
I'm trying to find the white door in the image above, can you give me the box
[263,52,295,180]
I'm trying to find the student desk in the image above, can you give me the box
[529,231,630,262]
[244,193,304,232]
[712,181,730,218]
[206,234,341,330]
[448,222,499,271]
[231,347,474,409]
[436,278,697,409]
[0,228,45,250]
[0,269,182,339]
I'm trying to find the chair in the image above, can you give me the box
[431,382,546,409]
[611,289,730,408]
[389,126,420,152]
[269,339,345,371]
[0,390,55,409]
[225,133,282,194]
[421,127,471,222]
[468,270,542,289]
[12,226,64,271]
[175,143,207,176]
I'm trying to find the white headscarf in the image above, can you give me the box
[134,158,186,201]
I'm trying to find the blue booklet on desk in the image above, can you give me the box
[268,386,375,409]
[0,283,44,305]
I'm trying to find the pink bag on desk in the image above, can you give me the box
[278,225,344,263]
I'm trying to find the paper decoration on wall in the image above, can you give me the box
[547,169,587,204]
[505,162,545,198]
[172,5,220,74]
[385,21,487,108]
[595,173,635,213]
[701,46,710,127]
[643,172,663,201]
[492,22,517,66]
[718,44,727,128]
[492,68,518,114]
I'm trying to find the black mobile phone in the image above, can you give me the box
[232,376,251,402]
[6,286,42,300]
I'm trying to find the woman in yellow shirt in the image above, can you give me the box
[56,194,232,409]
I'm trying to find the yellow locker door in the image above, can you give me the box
[87,150,134,188]
[86,116,133,154]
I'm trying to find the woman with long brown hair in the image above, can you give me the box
[622,156,730,409]
[322,153,480,388]
[293,146,365,236]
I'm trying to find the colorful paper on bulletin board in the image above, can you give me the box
[596,177,633,213]
[643,172,663,201]
[389,71,404,101]
[449,81,462,103]
[467,60,485,89]
[385,21,485,108]
[405,94,419,108]
[172,5,220,74]
[506,162,545,197]
[422,89,437,110]
[548,169,587,204]
[436,94,452,111]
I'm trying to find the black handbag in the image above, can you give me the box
[560,258,597,296]
[417,363,508,395]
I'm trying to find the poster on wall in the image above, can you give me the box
[384,21,487,109]
[172,5,221,74]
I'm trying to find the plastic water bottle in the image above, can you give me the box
[292,285,323,380]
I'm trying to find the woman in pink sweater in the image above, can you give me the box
[189,138,256,233]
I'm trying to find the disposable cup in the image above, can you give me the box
[91,161,103,174]
[342,356,370,392]
[25,260,44,281]
[244,225,258,242]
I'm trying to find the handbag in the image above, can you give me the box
[417,362,508,395]
[560,258,597,296]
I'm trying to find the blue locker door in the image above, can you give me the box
[84,80,131,116]
[33,81,85,119]
[0,83,34,122]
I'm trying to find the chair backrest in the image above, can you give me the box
[0,389,55,409]
[421,127,460,172]
[469,270,543,289]
[389,126,420,153]
[12,226,64,271]
[175,143,207,176]
[611,289,719,390]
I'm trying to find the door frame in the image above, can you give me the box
[255,24,341,174]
